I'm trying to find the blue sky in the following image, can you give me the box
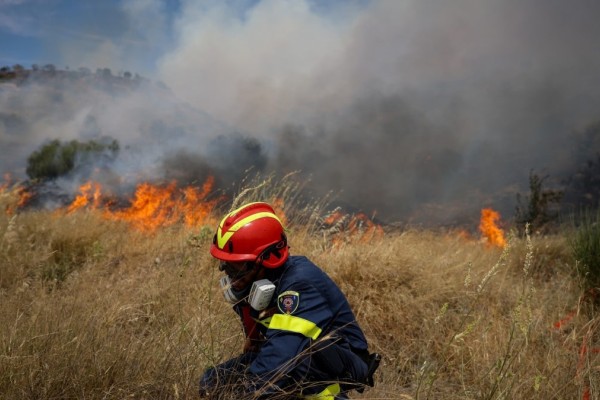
[0,0,356,75]
[0,0,182,73]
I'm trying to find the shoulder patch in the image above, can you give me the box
[277,291,300,314]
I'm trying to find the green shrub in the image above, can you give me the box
[26,138,119,180]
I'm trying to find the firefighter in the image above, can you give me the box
[199,202,380,399]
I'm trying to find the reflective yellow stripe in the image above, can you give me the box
[216,208,282,249]
[303,383,341,399]
[269,314,322,340]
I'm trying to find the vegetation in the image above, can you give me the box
[564,153,600,211]
[570,209,600,292]
[0,64,147,87]
[26,139,119,181]
[562,122,600,212]
[0,179,598,400]
[515,170,563,235]
[3,59,599,398]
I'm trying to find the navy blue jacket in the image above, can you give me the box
[239,255,368,389]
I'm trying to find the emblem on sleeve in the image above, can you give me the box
[277,291,300,314]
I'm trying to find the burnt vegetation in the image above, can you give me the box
[514,121,600,234]
[515,171,563,235]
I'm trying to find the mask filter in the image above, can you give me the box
[248,279,276,311]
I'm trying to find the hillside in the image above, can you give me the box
[2,66,600,229]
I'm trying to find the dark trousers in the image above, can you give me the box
[199,338,367,399]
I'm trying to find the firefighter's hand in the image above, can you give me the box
[198,387,209,398]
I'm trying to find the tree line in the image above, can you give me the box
[0,64,149,88]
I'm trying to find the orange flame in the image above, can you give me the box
[108,181,182,231]
[1,173,10,192]
[181,176,218,227]
[270,198,289,227]
[67,181,102,213]
[323,210,345,226]
[64,178,220,232]
[15,186,32,209]
[1,175,32,215]
[479,208,506,248]
[346,213,384,239]
[321,208,384,245]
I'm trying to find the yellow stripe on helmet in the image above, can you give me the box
[215,203,283,250]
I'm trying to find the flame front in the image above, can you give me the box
[1,175,32,215]
[67,181,102,213]
[479,208,506,248]
[6,176,383,238]
[321,208,384,245]
[64,178,220,231]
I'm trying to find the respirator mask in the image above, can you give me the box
[219,275,251,303]
[219,275,276,311]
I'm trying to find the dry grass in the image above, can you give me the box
[1,186,598,399]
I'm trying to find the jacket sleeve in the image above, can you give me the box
[247,280,333,389]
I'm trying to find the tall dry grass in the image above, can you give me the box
[0,184,598,399]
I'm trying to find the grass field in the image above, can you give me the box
[0,182,598,399]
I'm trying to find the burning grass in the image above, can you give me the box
[0,182,598,399]
[64,177,222,232]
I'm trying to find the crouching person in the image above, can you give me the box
[199,202,380,399]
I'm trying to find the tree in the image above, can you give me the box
[515,170,563,234]
[0,65,17,80]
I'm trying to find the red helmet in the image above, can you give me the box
[210,202,289,268]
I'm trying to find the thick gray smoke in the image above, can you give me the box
[2,0,600,225]
[155,0,600,224]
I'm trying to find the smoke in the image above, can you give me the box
[157,0,600,223]
[0,75,229,199]
[2,0,600,225]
